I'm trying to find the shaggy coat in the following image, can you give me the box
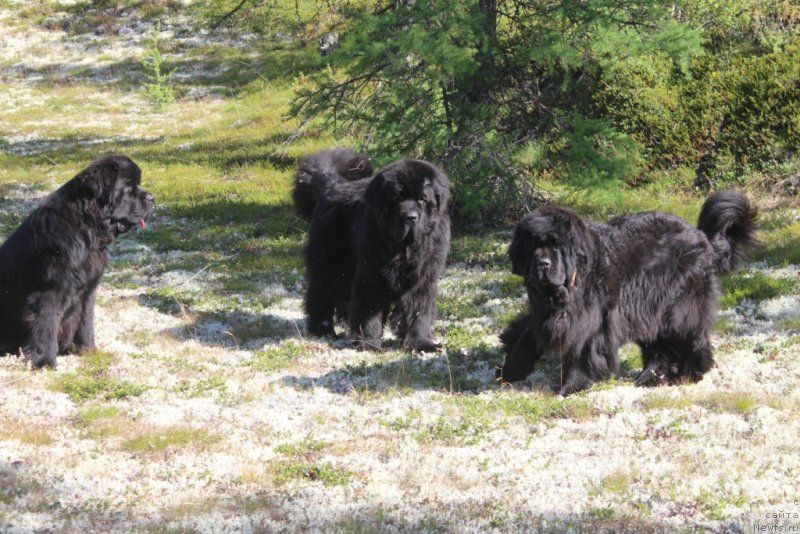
[0,155,154,368]
[499,192,757,395]
[294,148,451,351]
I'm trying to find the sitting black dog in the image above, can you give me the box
[499,192,757,395]
[294,148,451,351]
[0,155,154,368]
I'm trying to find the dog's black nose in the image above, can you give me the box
[145,193,155,204]
[537,258,551,270]
[406,212,419,222]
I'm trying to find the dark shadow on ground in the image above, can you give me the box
[145,306,304,350]
[284,342,503,395]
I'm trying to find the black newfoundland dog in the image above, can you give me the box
[294,147,451,351]
[0,155,154,368]
[498,192,757,395]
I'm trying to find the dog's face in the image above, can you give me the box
[365,159,449,243]
[74,155,155,236]
[510,207,592,308]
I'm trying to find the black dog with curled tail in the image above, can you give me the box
[0,155,154,368]
[294,147,451,352]
[498,191,757,395]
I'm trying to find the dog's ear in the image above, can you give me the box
[75,157,121,204]
[509,224,532,277]
[364,171,389,213]
[431,173,449,214]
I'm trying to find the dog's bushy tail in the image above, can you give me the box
[697,191,758,275]
[293,148,373,220]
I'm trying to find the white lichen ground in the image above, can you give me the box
[1,5,800,533]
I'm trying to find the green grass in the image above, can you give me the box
[270,435,353,486]
[122,427,221,454]
[247,340,308,372]
[74,404,129,439]
[50,351,147,403]
[600,470,634,495]
[643,391,760,415]
[269,460,353,487]
[719,272,798,309]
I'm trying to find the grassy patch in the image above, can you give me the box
[174,373,227,399]
[269,435,353,487]
[719,272,798,309]
[775,315,800,332]
[50,351,147,403]
[696,489,747,521]
[73,404,128,439]
[436,391,596,435]
[269,460,352,487]
[600,470,634,496]
[247,340,308,372]
[414,413,492,446]
[644,391,760,415]
[698,392,758,416]
[122,426,221,454]
[714,316,736,334]
[0,419,53,446]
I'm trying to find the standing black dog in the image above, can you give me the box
[0,155,154,368]
[498,192,757,395]
[294,148,451,351]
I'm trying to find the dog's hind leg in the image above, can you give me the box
[304,266,338,338]
[72,284,99,352]
[22,291,61,368]
[349,272,389,350]
[677,335,715,383]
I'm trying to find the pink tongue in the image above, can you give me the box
[138,219,146,229]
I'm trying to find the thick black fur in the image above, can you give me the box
[0,155,154,368]
[498,191,757,395]
[294,147,451,351]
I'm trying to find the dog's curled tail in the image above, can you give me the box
[293,147,373,221]
[697,191,758,275]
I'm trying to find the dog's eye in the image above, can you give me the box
[577,254,587,266]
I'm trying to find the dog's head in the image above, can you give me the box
[509,207,594,309]
[365,159,449,243]
[70,155,155,237]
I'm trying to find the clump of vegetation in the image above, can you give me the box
[50,351,147,403]
[719,272,798,309]
[289,1,799,219]
[141,23,177,109]
[122,426,221,454]
[269,435,353,486]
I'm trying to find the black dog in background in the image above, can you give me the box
[0,155,154,368]
[294,148,451,351]
[499,192,757,395]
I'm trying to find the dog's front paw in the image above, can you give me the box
[634,365,668,387]
[405,339,440,353]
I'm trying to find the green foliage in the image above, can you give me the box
[270,435,353,486]
[140,24,177,109]
[719,272,799,309]
[51,351,148,403]
[291,0,703,219]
